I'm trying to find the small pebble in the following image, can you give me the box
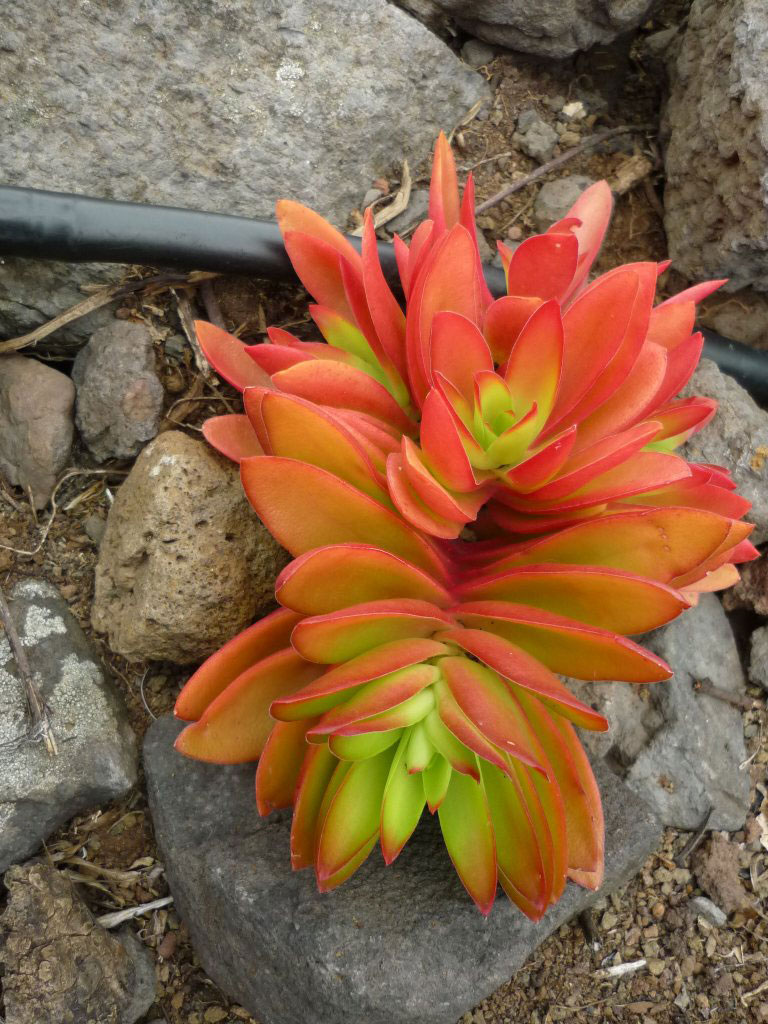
[84,513,107,545]
[647,958,666,977]
[689,895,727,927]
[561,100,587,121]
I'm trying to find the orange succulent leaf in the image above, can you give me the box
[275,544,451,615]
[456,601,672,682]
[272,637,449,722]
[255,718,317,816]
[428,131,461,234]
[174,607,303,721]
[195,320,273,392]
[240,456,447,580]
[290,598,453,663]
[174,648,323,764]
[201,414,263,464]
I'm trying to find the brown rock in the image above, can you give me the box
[0,354,75,508]
[92,431,288,663]
[0,862,155,1024]
[692,834,753,915]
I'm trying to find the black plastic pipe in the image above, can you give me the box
[1,185,766,403]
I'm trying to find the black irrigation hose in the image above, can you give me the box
[1,185,767,404]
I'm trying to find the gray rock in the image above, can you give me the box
[72,321,164,462]
[574,595,750,832]
[517,107,543,133]
[749,625,768,691]
[682,358,768,544]
[145,715,661,1024]
[534,176,597,231]
[0,580,137,873]
[362,188,383,209]
[92,431,289,664]
[518,119,559,164]
[689,895,728,927]
[385,190,431,236]
[663,0,768,292]
[0,354,75,509]
[418,0,656,58]
[0,861,155,1024]
[0,260,122,356]
[0,0,486,350]
[461,38,497,68]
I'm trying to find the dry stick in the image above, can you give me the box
[200,278,227,330]
[172,287,214,381]
[694,678,753,712]
[0,582,58,756]
[0,271,217,355]
[474,124,656,214]
[675,804,714,867]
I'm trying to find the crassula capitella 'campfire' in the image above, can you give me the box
[173,135,756,916]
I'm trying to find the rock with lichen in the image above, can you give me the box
[0,579,137,873]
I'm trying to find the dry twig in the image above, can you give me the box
[0,582,58,756]
[0,271,216,355]
[694,678,753,711]
[475,124,655,214]
[675,804,714,867]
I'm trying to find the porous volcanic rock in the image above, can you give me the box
[0,354,74,508]
[145,716,661,1024]
[0,580,137,872]
[92,431,288,663]
[749,625,768,691]
[0,861,155,1024]
[0,0,486,350]
[72,321,164,461]
[574,595,750,832]
[534,176,597,231]
[404,0,656,58]
[663,0,768,291]
[682,358,768,544]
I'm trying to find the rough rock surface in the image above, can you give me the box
[663,0,768,291]
[0,354,75,508]
[92,431,288,663]
[0,0,485,349]
[749,625,768,691]
[413,0,656,58]
[145,715,661,1024]
[0,580,137,873]
[0,261,122,355]
[72,321,164,461]
[515,110,558,164]
[723,554,768,616]
[683,359,768,544]
[574,595,750,832]
[534,176,597,231]
[0,861,156,1024]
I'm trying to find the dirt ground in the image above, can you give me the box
[1,1,767,1021]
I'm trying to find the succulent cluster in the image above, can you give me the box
[174,136,755,916]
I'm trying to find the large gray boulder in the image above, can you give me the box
[0,580,137,872]
[407,1,656,58]
[574,595,751,832]
[0,0,486,351]
[145,716,661,1024]
[663,0,768,292]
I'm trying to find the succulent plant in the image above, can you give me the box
[174,135,755,916]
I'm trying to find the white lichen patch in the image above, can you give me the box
[149,453,179,477]
[276,59,305,85]
[22,605,67,645]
